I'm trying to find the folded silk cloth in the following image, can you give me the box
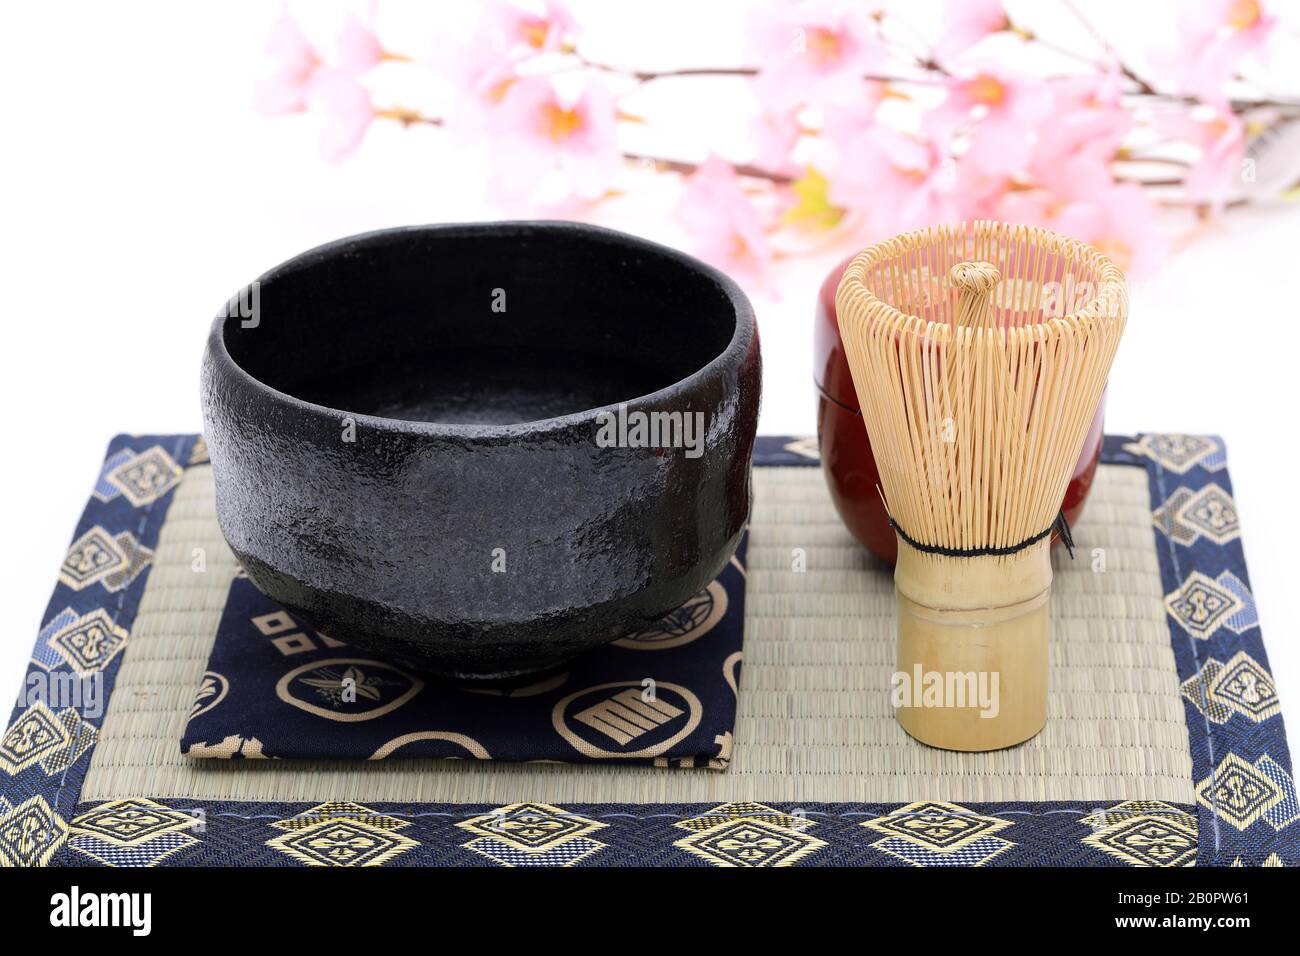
[181,535,746,767]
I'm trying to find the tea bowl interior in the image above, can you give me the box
[225,225,738,427]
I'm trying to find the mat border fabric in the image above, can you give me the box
[1,434,201,867]
[1,434,1294,867]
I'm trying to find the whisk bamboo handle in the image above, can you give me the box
[894,539,1051,751]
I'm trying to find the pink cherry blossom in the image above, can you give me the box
[443,59,521,142]
[934,0,1008,64]
[255,17,321,115]
[1066,182,1159,277]
[1029,73,1132,197]
[255,15,383,161]
[1046,182,1164,277]
[830,127,960,235]
[819,80,888,157]
[308,69,377,163]
[441,2,578,141]
[752,108,804,176]
[677,156,774,286]
[750,0,885,110]
[1157,0,1277,104]
[1158,109,1246,210]
[483,0,576,58]
[928,65,1052,177]
[490,75,620,202]
[991,187,1055,231]
[445,1,575,90]
[336,16,384,74]
[953,164,1015,221]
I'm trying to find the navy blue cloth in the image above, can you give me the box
[181,537,747,767]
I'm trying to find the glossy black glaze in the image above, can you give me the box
[200,222,761,679]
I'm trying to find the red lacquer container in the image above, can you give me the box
[815,258,1105,564]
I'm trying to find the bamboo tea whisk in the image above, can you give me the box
[836,222,1128,751]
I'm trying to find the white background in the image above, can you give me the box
[2,1,1297,746]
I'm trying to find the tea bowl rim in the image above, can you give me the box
[205,219,757,439]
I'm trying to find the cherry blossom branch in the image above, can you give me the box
[370,105,1187,194]
[370,108,795,183]
[575,57,946,88]
[375,108,441,127]
[1048,1,1299,114]
[589,62,758,81]
[577,47,1299,115]
[1057,0,1160,96]
[622,150,792,183]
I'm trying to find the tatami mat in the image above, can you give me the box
[82,461,1194,804]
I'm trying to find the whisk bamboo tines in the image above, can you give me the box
[836,222,1127,751]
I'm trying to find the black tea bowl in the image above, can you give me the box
[200,222,760,679]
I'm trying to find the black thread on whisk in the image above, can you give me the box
[888,511,1076,559]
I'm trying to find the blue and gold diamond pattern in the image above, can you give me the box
[0,794,68,867]
[105,446,183,507]
[1081,801,1197,867]
[90,449,136,502]
[458,803,607,866]
[99,532,153,593]
[36,707,98,776]
[1256,755,1300,832]
[1180,484,1239,543]
[1196,752,1297,832]
[861,801,1015,866]
[1128,434,1225,474]
[266,801,418,866]
[68,798,201,867]
[45,608,128,675]
[1165,570,1256,640]
[1182,651,1279,725]
[59,525,129,591]
[0,701,70,775]
[673,802,825,867]
[1153,483,1239,546]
